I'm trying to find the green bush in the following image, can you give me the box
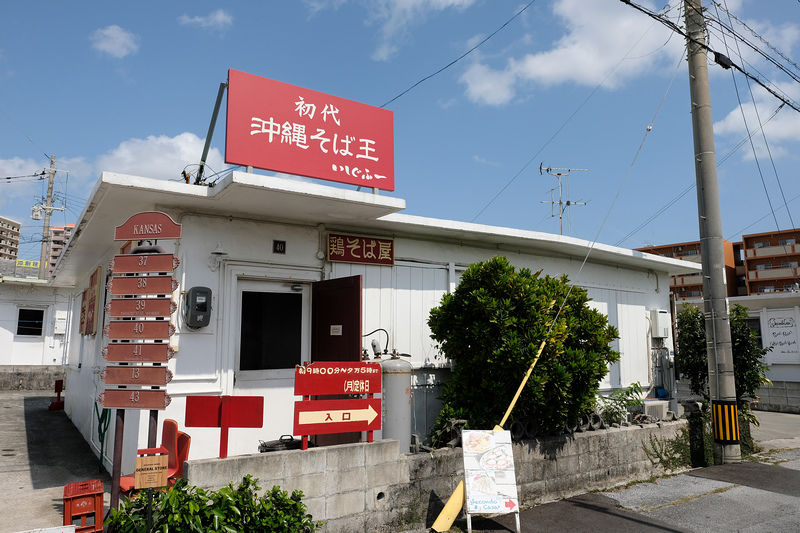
[428,256,619,443]
[597,381,643,425]
[106,476,322,533]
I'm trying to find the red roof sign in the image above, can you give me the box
[225,69,395,191]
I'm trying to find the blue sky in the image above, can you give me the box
[1,0,799,261]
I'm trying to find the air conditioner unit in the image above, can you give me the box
[644,400,668,420]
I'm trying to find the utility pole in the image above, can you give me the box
[685,0,740,463]
[38,155,56,279]
[539,165,587,235]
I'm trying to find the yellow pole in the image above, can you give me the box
[431,339,547,532]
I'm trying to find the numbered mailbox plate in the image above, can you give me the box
[103,343,174,363]
[109,254,180,274]
[106,298,176,318]
[104,321,175,340]
[99,389,171,410]
[101,366,173,386]
[107,275,178,296]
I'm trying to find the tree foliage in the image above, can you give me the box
[676,303,771,411]
[427,256,619,440]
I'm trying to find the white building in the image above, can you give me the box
[4,170,699,473]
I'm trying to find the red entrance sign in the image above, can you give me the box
[107,276,179,296]
[103,343,174,363]
[294,362,382,396]
[101,366,173,386]
[106,298,176,318]
[99,389,171,410]
[185,396,264,459]
[327,233,394,266]
[105,321,175,340]
[109,254,180,274]
[293,398,381,436]
[225,69,395,191]
[114,211,182,241]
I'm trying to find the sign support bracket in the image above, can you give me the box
[196,81,228,185]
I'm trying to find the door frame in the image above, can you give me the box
[220,262,322,394]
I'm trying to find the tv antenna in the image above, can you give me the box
[539,164,588,236]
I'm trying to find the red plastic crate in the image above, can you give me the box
[63,479,104,532]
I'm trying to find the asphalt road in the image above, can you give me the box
[2,389,800,533]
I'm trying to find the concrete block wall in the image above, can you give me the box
[184,420,686,532]
[0,365,65,390]
[754,381,800,414]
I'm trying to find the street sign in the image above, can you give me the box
[105,298,176,318]
[114,211,183,241]
[104,321,175,340]
[101,366,172,386]
[185,395,264,459]
[110,254,180,274]
[99,389,171,410]
[294,361,382,396]
[107,276,179,296]
[103,343,174,363]
[293,397,381,436]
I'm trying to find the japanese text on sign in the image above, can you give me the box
[327,233,393,266]
[225,70,394,191]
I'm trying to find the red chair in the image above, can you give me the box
[120,419,191,494]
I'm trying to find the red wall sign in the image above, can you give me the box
[109,254,180,274]
[327,233,394,266]
[99,389,171,410]
[104,321,175,340]
[294,362,382,396]
[101,366,173,386]
[106,298,176,318]
[107,276,179,296]
[294,398,381,436]
[225,69,395,191]
[103,343,174,363]
[114,211,182,241]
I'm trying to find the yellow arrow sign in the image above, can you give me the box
[298,404,378,425]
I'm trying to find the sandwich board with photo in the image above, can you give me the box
[461,430,520,533]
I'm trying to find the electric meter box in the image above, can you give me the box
[186,286,212,328]
[650,309,671,339]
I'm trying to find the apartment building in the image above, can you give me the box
[46,224,74,277]
[742,228,800,295]
[0,215,21,261]
[636,239,739,300]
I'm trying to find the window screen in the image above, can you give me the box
[239,291,302,370]
[17,308,44,336]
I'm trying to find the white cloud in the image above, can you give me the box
[306,0,475,61]
[94,133,224,181]
[90,25,140,58]
[714,83,800,161]
[178,9,234,31]
[459,0,682,105]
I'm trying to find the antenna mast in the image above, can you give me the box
[539,164,588,235]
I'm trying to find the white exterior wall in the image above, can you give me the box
[60,210,676,472]
[0,284,74,366]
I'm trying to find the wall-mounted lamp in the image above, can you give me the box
[208,243,228,271]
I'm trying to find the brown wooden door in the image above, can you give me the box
[311,275,362,362]
[310,275,362,445]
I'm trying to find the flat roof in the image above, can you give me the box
[48,171,701,287]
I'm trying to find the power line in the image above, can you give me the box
[381,0,538,108]
[619,0,800,113]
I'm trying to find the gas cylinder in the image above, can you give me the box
[380,352,412,453]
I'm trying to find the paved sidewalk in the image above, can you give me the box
[0,390,111,533]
